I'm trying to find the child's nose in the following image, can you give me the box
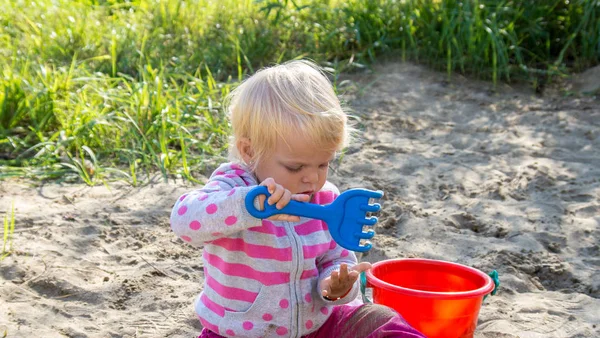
[302,171,319,183]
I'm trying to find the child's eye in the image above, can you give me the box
[286,166,302,173]
[319,162,330,169]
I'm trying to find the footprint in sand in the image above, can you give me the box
[28,276,104,304]
[484,250,596,296]
[443,212,508,238]
[573,204,600,218]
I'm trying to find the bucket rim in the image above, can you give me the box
[365,258,495,299]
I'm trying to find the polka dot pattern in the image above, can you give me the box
[189,220,201,230]
[225,216,237,226]
[243,321,254,330]
[206,204,218,214]
[174,167,350,337]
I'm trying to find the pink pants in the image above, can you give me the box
[199,303,425,338]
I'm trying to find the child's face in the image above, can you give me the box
[254,136,336,198]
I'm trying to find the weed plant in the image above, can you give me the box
[1,0,598,184]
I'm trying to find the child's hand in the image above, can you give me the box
[258,178,310,222]
[320,262,372,300]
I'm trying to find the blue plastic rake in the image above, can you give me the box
[245,186,384,252]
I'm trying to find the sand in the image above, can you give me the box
[1,62,598,337]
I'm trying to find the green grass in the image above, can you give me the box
[1,203,15,261]
[1,0,598,184]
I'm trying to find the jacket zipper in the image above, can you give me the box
[286,221,303,338]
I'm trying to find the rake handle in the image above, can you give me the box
[245,186,331,221]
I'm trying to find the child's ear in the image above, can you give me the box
[237,137,254,164]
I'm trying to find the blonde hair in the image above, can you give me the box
[226,60,351,170]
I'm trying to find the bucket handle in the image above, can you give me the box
[360,271,372,303]
[360,270,500,304]
[483,270,500,301]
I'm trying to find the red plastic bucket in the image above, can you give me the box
[365,258,494,338]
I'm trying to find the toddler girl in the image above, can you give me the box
[170,60,424,338]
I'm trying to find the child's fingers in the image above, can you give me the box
[341,270,357,288]
[270,193,308,220]
[269,214,301,222]
[330,270,340,288]
[259,177,276,194]
[275,189,292,209]
[291,193,311,202]
[321,277,335,297]
[320,263,365,300]
[257,178,277,208]
[350,262,372,274]
[268,184,285,206]
[338,263,349,280]
[257,195,266,211]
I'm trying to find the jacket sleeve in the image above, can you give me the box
[169,163,262,247]
[315,182,361,304]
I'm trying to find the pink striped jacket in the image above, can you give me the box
[170,162,360,338]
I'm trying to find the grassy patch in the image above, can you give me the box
[1,0,598,184]
[1,203,15,261]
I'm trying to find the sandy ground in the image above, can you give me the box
[1,62,599,337]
